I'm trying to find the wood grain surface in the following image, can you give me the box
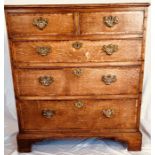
[17,99,138,131]
[80,11,144,35]
[6,13,74,36]
[14,67,140,96]
[12,39,142,64]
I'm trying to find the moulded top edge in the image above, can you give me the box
[4,3,150,9]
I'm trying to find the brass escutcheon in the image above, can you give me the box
[102,44,118,55]
[103,16,119,28]
[36,46,51,56]
[72,68,83,77]
[75,100,84,108]
[32,17,48,30]
[102,74,117,85]
[38,76,54,86]
[72,42,83,49]
[42,109,55,118]
[103,109,114,118]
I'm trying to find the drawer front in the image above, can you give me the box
[15,67,140,96]
[12,40,142,64]
[18,99,138,131]
[7,13,74,35]
[80,11,144,34]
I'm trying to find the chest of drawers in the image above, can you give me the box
[5,3,149,152]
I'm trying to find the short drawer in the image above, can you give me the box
[7,13,74,36]
[15,67,140,96]
[18,99,138,131]
[80,11,144,34]
[12,39,142,64]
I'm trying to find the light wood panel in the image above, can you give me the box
[14,67,140,96]
[18,99,138,131]
[12,39,142,64]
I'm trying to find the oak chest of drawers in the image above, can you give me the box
[5,3,149,152]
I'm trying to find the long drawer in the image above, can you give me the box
[14,67,140,96]
[18,99,138,131]
[12,39,142,64]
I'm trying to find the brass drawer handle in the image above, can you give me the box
[39,76,54,86]
[72,68,83,77]
[42,109,55,118]
[75,100,84,108]
[72,42,83,49]
[102,44,118,55]
[103,109,114,118]
[103,16,119,28]
[102,74,117,85]
[36,46,51,56]
[33,17,48,30]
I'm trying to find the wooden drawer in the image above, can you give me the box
[12,39,142,64]
[6,13,74,36]
[18,99,138,131]
[15,67,140,96]
[80,11,144,35]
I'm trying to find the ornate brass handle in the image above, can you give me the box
[75,100,84,108]
[103,109,114,118]
[42,109,55,118]
[101,74,117,85]
[36,46,51,56]
[103,16,119,28]
[72,68,83,77]
[72,42,83,49]
[39,76,54,86]
[102,44,118,55]
[32,17,48,30]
